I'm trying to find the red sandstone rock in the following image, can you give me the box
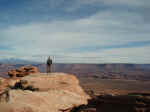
[8,66,39,78]
[0,77,6,93]
[0,78,20,95]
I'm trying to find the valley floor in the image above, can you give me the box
[79,77,150,95]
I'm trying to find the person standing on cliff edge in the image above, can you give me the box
[47,56,52,73]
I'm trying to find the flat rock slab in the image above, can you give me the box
[0,73,90,112]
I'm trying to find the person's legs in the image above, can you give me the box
[47,65,49,74]
[49,65,51,73]
[47,65,51,74]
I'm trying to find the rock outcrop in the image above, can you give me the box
[0,77,5,83]
[0,78,20,93]
[0,73,89,112]
[8,65,39,78]
[0,77,6,93]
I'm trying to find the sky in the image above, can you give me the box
[0,0,150,63]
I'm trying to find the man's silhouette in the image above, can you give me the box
[47,56,52,73]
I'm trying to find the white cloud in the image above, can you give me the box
[0,9,150,63]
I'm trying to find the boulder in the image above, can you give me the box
[8,65,39,78]
[0,73,90,112]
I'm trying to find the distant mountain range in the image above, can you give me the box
[0,58,40,64]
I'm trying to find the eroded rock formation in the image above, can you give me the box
[8,65,39,77]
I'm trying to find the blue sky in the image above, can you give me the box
[0,0,150,63]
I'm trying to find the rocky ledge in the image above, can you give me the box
[0,73,89,112]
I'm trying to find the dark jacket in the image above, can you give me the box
[47,58,52,65]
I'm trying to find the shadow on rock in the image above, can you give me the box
[70,94,150,112]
